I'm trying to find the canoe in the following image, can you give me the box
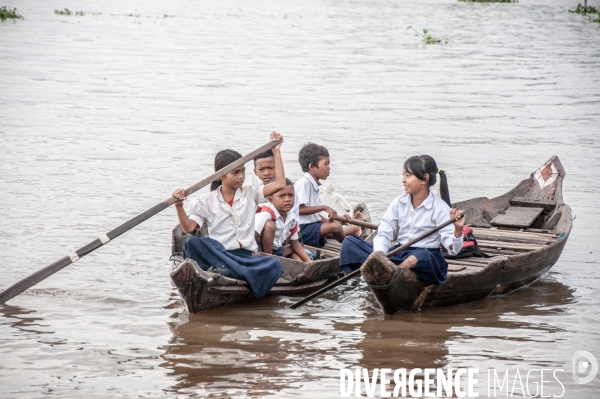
[361,155,572,314]
[170,203,372,313]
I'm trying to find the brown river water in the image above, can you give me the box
[1,0,599,397]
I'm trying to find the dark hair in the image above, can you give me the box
[298,143,329,173]
[403,155,451,206]
[211,149,242,191]
[253,149,274,165]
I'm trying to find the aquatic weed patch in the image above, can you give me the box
[0,6,24,20]
[458,0,517,2]
[569,3,600,23]
[407,26,449,44]
[54,9,84,16]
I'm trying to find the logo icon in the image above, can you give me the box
[572,350,598,384]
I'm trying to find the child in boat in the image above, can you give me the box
[252,149,277,253]
[339,155,465,282]
[172,132,286,300]
[255,178,312,262]
[294,142,363,248]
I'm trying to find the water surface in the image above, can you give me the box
[1,0,599,397]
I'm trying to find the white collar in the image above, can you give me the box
[399,191,434,210]
[304,172,320,190]
[216,186,241,203]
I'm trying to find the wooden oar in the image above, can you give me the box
[0,140,282,304]
[333,216,378,230]
[290,212,465,309]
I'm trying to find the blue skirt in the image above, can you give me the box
[339,236,448,285]
[183,236,284,300]
[299,222,326,247]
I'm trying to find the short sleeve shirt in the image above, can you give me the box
[294,172,322,225]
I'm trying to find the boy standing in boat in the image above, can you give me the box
[294,142,363,248]
[252,150,278,253]
[255,178,312,262]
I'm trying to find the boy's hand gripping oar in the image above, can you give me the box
[0,140,282,305]
[290,212,465,310]
[333,216,378,230]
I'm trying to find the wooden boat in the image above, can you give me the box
[361,156,572,314]
[170,203,372,313]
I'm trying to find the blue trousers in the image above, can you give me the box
[183,236,284,300]
[339,236,448,284]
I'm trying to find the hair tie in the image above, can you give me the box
[437,168,440,174]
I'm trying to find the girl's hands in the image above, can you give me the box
[173,188,187,202]
[450,208,466,237]
[270,131,283,150]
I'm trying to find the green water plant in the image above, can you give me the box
[458,0,517,2]
[0,6,24,20]
[407,26,449,44]
[569,2,600,23]
[569,3,598,13]
[54,9,85,16]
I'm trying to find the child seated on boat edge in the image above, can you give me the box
[294,142,364,248]
[171,132,286,300]
[255,178,313,262]
[339,155,466,283]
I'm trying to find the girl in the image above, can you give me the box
[339,155,465,284]
[172,132,286,300]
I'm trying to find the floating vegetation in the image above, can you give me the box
[0,6,24,20]
[458,0,517,2]
[569,3,598,13]
[54,9,85,16]
[569,3,600,23]
[407,26,449,44]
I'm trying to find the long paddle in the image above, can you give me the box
[290,212,465,309]
[0,140,282,304]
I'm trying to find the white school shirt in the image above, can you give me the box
[186,185,264,251]
[372,191,463,256]
[255,204,300,250]
[294,172,322,225]
[251,175,268,206]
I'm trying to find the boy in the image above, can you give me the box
[294,143,362,247]
[252,149,277,249]
[255,179,312,262]
[253,149,276,186]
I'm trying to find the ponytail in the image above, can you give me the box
[211,149,242,191]
[403,155,452,207]
[438,170,451,207]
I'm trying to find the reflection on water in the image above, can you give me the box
[161,278,576,397]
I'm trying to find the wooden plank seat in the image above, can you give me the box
[303,244,339,258]
[490,206,544,229]
[510,196,556,211]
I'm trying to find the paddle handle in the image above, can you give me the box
[289,212,464,310]
[333,216,378,230]
[0,140,282,305]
